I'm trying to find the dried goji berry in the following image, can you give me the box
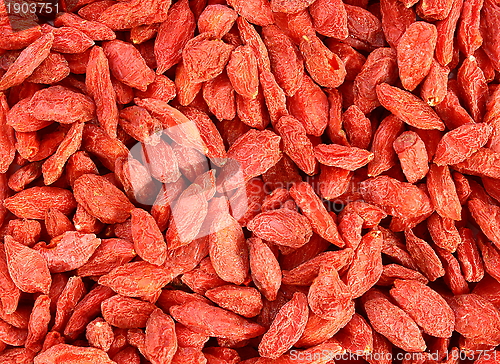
[4,235,51,294]
[363,288,426,352]
[258,292,309,359]
[390,279,455,338]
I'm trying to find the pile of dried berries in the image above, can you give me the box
[0,0,500,362]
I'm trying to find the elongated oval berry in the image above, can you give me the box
[368,115,405,177]
[262,25,304,97]
[308,264,353,320]
[141,139,181,183]
[101,295,156,329]
[309,0,348,39]
[275,115,316,175]
[397,21,438,91]
[447,294,500,345]
[376,83,445,131]
[131,208,167,266]
[4,186,76,220]
[182,34,234,83]
[289,75,329,137]
[205,285,263,318]
[290,182,345,247]
[0,33,54,91]
[248,237,281,301]
[34,344,115,364]
[363,289,427,352]
[4,236,51,295]
[34,231,101,273]
[169,301,265,340]
[165,183,208,250]
[390,279,455,338]
[28,86,95,124]
[360,176,433,231]
[282,249,354,286]
[344,231,383,298]
[73,174,134,224]
[405,229,446,282]
[155,0,196,74]
[144,309,177,364]
[77,238,136,277]
[198,5,237,39]
[86,46,119,139]
[258,292,309,358]
[226,45,259,99]
[353,47,398,115]
[433,122,493,166]
[315,144,373,171]
[300,35,346,88]
[98,261,171,297]
[247,208,313,248]
[427,164,462,221]
[221,129,281,191]
[393,131,429,184]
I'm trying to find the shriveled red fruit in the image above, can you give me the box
[197,5,238,39]
[289,74,329,137]
[3,0,500,359]
[207,197,249,285]
[155,0,195,74]
[86,46,119,139]
[390,279,455,338]
[427,164,462,221]
[182,34,234,83]
[308,263,353,320]
[360,176,433,231]
[169,301,265,341]
[144,309,177,364]
[4,186,76,220]
[28,86,95,124]
[220,129,282,191]
[405,229,446,282]
[344,231,383,298]
[34,344,115,364]
[363,289,427,353]
[275,115,316,175]
[77,238,136,277]
[34,231,101,273]
[353,47,398,114]
[315,144,374,171]
[4,236,51,294]
[447,294,500,346]
[98,261,171,297]
[73,174,134,224]
[258,292,309,359]
[0,33,54,91]
[248,237,281,302]
[376,83,445,131]
[86,318,114,352]
[300,35,346,88]
[396,21,438,91]
[205,285,263,318]
[226,45,259,100]
[131,208,167,266]
[290,182,345,247]
[310,0,348,39]
[247,208,313,248]
[227,0,274,26]
[282,249,353,286]
[433,123,493,166]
